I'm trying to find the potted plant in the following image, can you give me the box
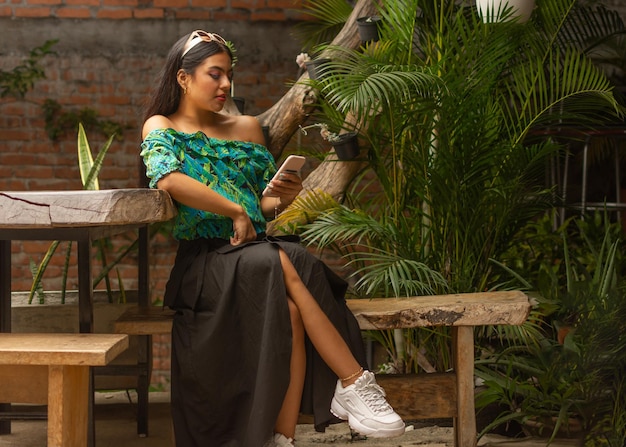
[300,123,360,160]
[356,15,382,42]
[330,132,360,160]
[303,57,332,80]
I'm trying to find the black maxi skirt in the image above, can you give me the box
[163,235,367,447]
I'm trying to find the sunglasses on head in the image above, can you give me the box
[181,30,227,58]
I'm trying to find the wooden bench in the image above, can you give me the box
[0,333,128,447]
[114,290,531,447]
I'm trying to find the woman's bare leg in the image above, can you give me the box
[273,250,405,440]
[274,298,306,439]
[278,250,362,385]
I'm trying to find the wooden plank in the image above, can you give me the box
[0,334,128,366]
[375,373,456,419]
[0,189,176,229]
[346,291,530,330]
[0,365,48,404]
[114,307,175,335]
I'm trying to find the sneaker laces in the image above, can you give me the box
[354,378,393,414]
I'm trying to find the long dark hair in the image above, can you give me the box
[143,32,233,121]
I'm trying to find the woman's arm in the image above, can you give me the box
[158,172,257,244]
[157,172,243,218]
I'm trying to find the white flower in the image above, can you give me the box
[295,52,311,69]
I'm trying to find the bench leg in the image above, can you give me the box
[47,365,90,447]
[452,326,477,447]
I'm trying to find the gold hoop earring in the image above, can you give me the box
[183,87,187,95]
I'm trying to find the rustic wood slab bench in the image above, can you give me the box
[115,290,531,447]
[0,333,129,447]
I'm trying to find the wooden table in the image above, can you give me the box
[0,189,176,445]
[0,333,129,447]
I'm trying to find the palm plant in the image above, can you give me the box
[282,0,623,372]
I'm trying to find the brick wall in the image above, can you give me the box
[0,0,306,21]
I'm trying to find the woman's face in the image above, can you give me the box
[185,51,233,113]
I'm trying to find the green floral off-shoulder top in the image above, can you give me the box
[140,128,276,241]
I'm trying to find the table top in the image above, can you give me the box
[0,333,129,366]
[0,189,176,231]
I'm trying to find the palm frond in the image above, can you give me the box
[302,204,387,249]
[272,189,340,233]
[558,4,625,54]
[506,48,619,137]
[347,248,448,297]
[292,0,354,51]
[373,0,418,64]
[319,46,442,123]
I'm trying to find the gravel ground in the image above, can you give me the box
[295,422,581,447]
[295,422,454,446]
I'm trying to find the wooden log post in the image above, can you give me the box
[453,326,476,447]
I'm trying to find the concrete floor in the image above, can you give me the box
[0,391,582,447]
[0,391,174,447]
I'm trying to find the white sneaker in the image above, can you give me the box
[272,433,294,446]
[330,370,405,438]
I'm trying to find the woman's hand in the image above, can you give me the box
[266,171,303,206]
[230,209,257,246]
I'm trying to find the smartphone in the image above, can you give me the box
[262,155,306,197]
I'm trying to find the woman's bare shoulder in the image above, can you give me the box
[142,115,175,139]
[231,114,265,146]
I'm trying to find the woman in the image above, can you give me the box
[140,30,405,446]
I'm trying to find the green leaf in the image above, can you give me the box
[77,123,97,190]
[28,240,60,304]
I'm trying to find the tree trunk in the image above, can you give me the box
[256,0,381,200]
